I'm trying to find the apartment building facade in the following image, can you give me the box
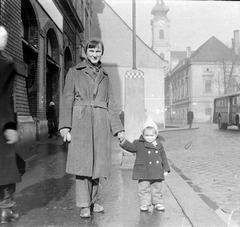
[165,32,240,124]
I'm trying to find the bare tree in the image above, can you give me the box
[213,45,240,95]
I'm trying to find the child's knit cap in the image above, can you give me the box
[142,116,158,134]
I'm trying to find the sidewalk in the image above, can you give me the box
[111,136,227,227]
[10,134,228,227]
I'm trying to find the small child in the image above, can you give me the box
[119,117,170,211]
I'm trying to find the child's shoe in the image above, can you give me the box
[140,205,149,211]
[154,204,165,211]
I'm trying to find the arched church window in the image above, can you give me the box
[47,35,53,58]
[20,21,24,38]
[159,29,164,39]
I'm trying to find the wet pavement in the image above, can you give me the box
[2,124,233,227]
[162,122,240,227]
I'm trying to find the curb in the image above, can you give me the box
[160,127,199,133]
[166,167,227,227]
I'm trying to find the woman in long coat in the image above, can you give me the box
[0,26,20,224]
[59,38,124,218]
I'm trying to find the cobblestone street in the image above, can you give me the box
[162,122,240,225]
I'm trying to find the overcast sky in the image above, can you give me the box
[105,0,240,51]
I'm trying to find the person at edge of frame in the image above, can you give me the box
[0,26,21,224]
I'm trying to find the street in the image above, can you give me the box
[162,122,240,225]
[3,122,240,227]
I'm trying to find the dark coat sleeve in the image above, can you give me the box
[59,68,75,131]
[161,148,170,173]
[0,59,17,131]
[120,139,138,153]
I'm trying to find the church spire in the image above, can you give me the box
[151,0,169,19]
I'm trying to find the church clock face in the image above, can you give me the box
[158,19,165,27]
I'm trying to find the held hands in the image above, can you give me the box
[60,128,71,142]
[4,129,19,144]
[117,131,125,143]
[164,172,168,177]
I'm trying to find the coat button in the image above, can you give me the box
[155,151,158,153]
[156,160,159,164]
[149,161,152,164]
[148,151,151,154]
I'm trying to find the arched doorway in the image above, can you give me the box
[63,47,73,85]
[21,0,39,117]
[46,28,60,118]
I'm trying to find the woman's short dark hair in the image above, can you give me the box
[84,37,104,54]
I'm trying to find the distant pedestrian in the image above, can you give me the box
[119,117,170,212]
[0,26,20,224]
[46,101,58,138]
[59,38,124,218]
[187,109,194,129]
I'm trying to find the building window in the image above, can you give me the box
[205,80,212,93]
[203,67,212,72]
[159,30,164,39]
[47,36,53,58]
[205,108,212,115]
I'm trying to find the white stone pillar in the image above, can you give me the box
[121,69,145,167]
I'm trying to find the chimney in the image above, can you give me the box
[234,30,239,54]
[186,46,191,58]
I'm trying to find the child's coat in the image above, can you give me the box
[120,135,170,180]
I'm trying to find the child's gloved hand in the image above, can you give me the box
[118,131,125,143]
[164,172,168,177]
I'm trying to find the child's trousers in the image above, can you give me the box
[138,180,163,206]
[75,176,99,208]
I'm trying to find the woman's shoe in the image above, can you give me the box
[80,207,91,218]
[93,203,104,212]
[140,205,149,211]
[155,204,165,211]
[1,209,19,224]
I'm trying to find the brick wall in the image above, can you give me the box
[0,0,30,116]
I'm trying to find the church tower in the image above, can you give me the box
[151,0,170,64]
